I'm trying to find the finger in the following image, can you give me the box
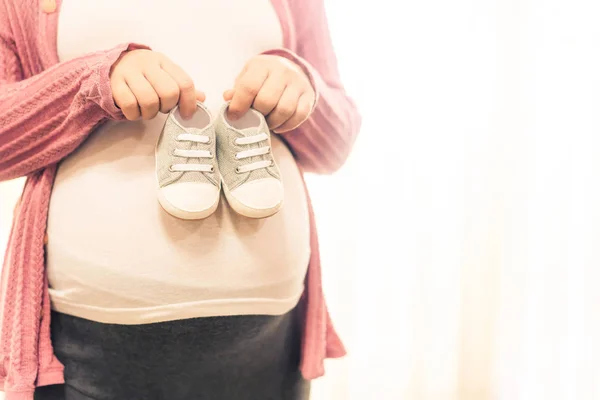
[266,85,303,130]
[160,59,196,119]
[274,92,314,133]
[228,67,269,119]
[223,89,234,101]
[112,79,140,120]
[224,61,258,109]
[125,74,159,120]
[196,91,206,102]
[144,67,180,114]
[252,73,287,116]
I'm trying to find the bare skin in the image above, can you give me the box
[109,49,204,121]
[110,50,314,131]
[224,54,316,133]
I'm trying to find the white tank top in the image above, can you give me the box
[46,0,310,324]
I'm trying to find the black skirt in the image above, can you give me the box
[34,307,310,400]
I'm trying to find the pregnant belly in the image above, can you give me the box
[46,117,310,321]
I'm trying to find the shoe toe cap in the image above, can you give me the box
[160,182,220,214]
[230,178,283,210]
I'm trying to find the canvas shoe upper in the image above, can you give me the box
[156,102,221,220]
[216,104,283,218]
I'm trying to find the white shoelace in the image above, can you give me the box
[234,132,273,173]
[170,133,214,172]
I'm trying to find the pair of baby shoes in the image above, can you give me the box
[156,102,283,220]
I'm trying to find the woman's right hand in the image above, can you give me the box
[110,49,204,121]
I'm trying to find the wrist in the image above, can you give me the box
[95,43,150,119]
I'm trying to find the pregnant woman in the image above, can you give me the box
[0,0,360,399]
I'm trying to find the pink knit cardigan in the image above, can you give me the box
[0,0,360,398]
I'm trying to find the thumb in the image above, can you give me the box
[223,89,234,101]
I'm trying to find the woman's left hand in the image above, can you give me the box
[223,55,315,133]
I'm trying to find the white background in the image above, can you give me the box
[4,0,600,399]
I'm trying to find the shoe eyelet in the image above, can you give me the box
[235,167,241,174]
[169,165,175,172]
[210,166,215,173]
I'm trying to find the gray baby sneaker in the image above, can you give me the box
[215,104,283,218]
[156,102,221,220]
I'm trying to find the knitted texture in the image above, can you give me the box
[0,0,360,398]
[265,0,362,175]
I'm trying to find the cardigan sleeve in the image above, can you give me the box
[263,0,361,174]
[0,16,146,182]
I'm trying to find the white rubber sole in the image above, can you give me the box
[157,189,220,220]
[222,182,283,219]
